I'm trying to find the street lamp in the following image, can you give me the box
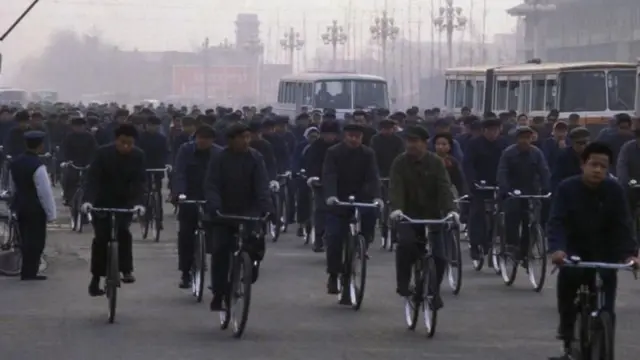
[370,10,399,79]
[321,20,348,70]
[280,27,304,69]
[433,0,467,68]
[219,38,233,50]
[244,37,264,105]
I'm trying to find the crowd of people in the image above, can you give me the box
[1,101,639,359]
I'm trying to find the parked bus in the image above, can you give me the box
[0,88,29,104]
[445,61,636,124]
[273,72,389,120]
[31,90,59,103]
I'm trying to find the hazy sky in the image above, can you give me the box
[0,0,521,81]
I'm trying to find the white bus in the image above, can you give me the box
[273,72,389,119]
[445,61,636,124]
[0,88,29,104]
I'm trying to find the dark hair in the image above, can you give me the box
[580,142,613,164]
[114,123,139,139]
[433,133,454,153]
[194,125,216,139]
[25,137,44,150]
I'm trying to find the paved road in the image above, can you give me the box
[2,203,640,360]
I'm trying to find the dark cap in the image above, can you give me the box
[262,118,276,128]
[147,115,162,125]
[553,121,568,130]
[319,120,340,134]
[568,127,591,140]
[15,110,30,122]
[226,123,250,139]
[24,130,46,140]
[71,117,87,126]
[481,118,501,128]
[248,121,262,133]
[378,118,396,129]
[296,113,310,121]
[403,125,430,141]
[343,123,365,133]
[275,115,290,125]
[434,118,451,128]
[514,126,535,136]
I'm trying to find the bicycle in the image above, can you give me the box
[215,211,269,338]
[552,256,637,360]
[305,174,321,246]
[88,207,140,324]
[140,166,169,242]
[472,181,502,273]
[268,172,290,242]
[0,153,12,191]
[330,196,380,310]
[627,179,640,242]
[499,190,550,291]
[379,178,394,252]
[62,162,91,233]
[177,195,208,303]
[398,213,458,338]
[0,193,20,276]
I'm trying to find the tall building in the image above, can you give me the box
[235,13,260,49]
[508,0,640,62]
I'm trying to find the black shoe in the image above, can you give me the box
[121,273,136,284]
[431,294,444,311]
[21,274,47,281]
[312,243,324,253]
[252,262,260,284]
[327,274,340,294]
[396,286,412,297]
[179,273,191,289]
[88,277,105,297]
[296,227,305,237]
[209,295,224,311]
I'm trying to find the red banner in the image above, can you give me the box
[172,65,254,101]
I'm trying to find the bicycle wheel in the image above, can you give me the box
[153,191,162,243]
[590,311,614,360]
[280,187,289,233]
[527,222,547,292]
[219,253,233,330]
[191,231,206,303]
[270,193,281,243]
[422,256,438,338]
[446,225,463,295]
[230,252,253,338]
[380,208,389,249]
[488,213,503,275]
[404,261,422,330]
[349,234,367,310]
[75,190,86,233]
[106,242,119,324]
[0,219,21,277]
[498,245,518,286]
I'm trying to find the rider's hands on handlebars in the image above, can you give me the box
[326,196,338,206]
[80,202,93,214]
[133,205,146,216]
[389,209,403,221]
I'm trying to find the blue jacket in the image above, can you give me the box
[550,147,582,192]
[497,144,550,195]
[540,138,570,171]
[172,142,222,199]
[462,136,509,191]
[292,140,309,173]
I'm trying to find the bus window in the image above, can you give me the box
[278,82,286,103]
[507,80,520,111]
[445,80,455,108]
[607,69,635,111]
[354,81,388,108]
[559,72,604,112]
[532,77,546,111]
[475,80,485,113]
[314,80,351,109]
[302,82,313,105]
[454,80,465,108]
[463,80,474,109]
[520,80,531,114]
[495,80,508,110]
[545,78,559,110]
[285,82,296,103]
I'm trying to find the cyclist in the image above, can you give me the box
[262,118,290,176]
[302,120,341,252]
[352,110,377,146]
[248,120,277,181]
[138,115,169,230]
[59,116,97,206]
[81,123,147,296]
[322,123,382,294]
[497,126,550,261]
[433,133,466,197]
[370,118,404,183]
[455,115,482,153]
[462,117,509,261]
[597,113,634,176]
[550,127,591,192]
[173,125,221,288]
[388,126,457,308]
[540,121,569,172]
[4,110,31,157]
[547,142,639,360]
[428,118,463,162]
[9,131,57,281]
[204,123,272,311]
[615,117,640,188]
[292,126,320,236]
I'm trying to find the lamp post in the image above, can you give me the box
[433,0,467,68]
[244,37,264,105]
[321,20,348,70]
[370,10,399,79]
[280,27,305,70]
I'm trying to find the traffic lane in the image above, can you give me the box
[1,223,640,360]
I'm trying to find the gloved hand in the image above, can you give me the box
[133,205,146,216]
[307,177,319,187]
[373,198,384,209]
[60,162,68,168]
[447,211,461,224]
[80,202,93,214]
[165,164,173,172]
[389,209,404,221]
[269,180,280,192]
[326,196,338,206]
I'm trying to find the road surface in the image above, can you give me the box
[2,203,640,360]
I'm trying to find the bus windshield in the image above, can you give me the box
[558,71,606,112]
[314,80,351,109]
[0,90,28,103]
[354,80,388,108]
[607,70,635,111]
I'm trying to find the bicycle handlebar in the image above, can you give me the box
[507,191,552,199]
[474,181,498,191]
[399,213,457,225]
[146,166,170,173]
[215,211,269,223]
[91,207,139,214]
[628,179,640,188]
[331,196,381,209]
[551,256,638,275]
[177,195,206,205]
[64,162,89,171]
[454,194,470,203]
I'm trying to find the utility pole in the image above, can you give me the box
[0,0,41,75]
[370,10,400,80]
[433,0,467,67]
[321,20,348,70]
[280,27,304,72]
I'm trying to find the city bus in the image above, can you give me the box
[445,61,636,124]
[31,90,59,103]
[273,72,389,120]
[0,88,29,104]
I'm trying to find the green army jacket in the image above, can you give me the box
[389,151,456,220]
